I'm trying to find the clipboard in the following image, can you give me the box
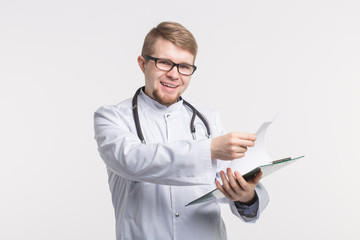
[185,155,304,207]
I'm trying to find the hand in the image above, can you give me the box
[211,132,256,160]
[216,168,263,203]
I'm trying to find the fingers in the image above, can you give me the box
[216,179,233,200]
[234,171,251,191]
[227,133,256,159]
[229,133,256,147]
[236,132,257,142]
[217,169,245,201]
[216,170,236,199]
[236,170,263,186]
[226,168,243,194]
[216,169,263,202]
[217,170,237,201]
[251,171,263,184]
[230,145,248,155]
[230,152,245,159]
[211,132,257,160]
[238,139,256,147]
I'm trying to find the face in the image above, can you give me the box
[137,38,195,106]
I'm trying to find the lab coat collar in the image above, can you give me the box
[139,88,184,114]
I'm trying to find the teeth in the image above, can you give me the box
[161,82,176,88]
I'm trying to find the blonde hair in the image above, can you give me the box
[141,22,198,59]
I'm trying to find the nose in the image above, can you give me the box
[166,65,180,80]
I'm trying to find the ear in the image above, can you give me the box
[137,55,146,73]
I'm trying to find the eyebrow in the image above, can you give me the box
[156,56,194,65]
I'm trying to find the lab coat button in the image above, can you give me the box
[175,213,180,217]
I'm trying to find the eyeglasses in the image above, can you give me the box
[144,55,197,76]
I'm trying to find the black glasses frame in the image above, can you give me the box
[144,55,197,76]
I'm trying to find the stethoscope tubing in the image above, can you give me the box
[132,87,211,144]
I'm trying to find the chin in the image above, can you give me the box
[153,91,179,106]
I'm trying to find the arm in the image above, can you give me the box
[94,105,215,186]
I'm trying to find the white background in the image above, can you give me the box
[1,0,359,239]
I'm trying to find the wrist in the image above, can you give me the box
[237,191,258,206]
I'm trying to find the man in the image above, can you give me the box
[94,21,269,240]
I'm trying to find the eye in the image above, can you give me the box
[179,64,191,70]
[158,60,172,66]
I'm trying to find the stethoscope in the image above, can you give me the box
[132,87,211,144]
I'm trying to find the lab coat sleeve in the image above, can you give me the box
[227,183,269,223]
[94,105,215,186]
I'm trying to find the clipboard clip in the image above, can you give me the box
[271,157,291,164]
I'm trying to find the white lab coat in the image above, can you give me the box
[94,90,269,240]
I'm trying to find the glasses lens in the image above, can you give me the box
[178,64,194,75]
[155,59,173,71]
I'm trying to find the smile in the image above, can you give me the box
[161,82,177,88]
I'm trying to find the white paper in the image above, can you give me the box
[229,119,274,174]
[186,117,304,207]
